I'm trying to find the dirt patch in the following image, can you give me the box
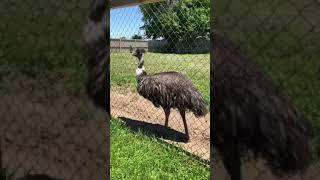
[0,77,107,179]
[110,88,210,160]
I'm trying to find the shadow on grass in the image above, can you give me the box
[119,117,189,143]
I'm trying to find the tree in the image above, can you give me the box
[131,34,143,39]
[139,0,209,52]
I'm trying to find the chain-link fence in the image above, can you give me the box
[212,0,320,179]
[2,0,319,179]
[0,0,108,179]
[110,0,210,160]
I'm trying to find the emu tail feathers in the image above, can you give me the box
[270,129,312,175]
[259,114,313,176]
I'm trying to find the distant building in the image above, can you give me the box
[110,37,209,54]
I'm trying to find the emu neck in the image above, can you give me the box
[138,55,144,68]
[136,55,146,79]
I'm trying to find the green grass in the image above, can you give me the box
[111,53,210,103]
[110,119,209,179]
[0,0,89,95]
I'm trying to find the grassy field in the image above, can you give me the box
[110,119,209,179]
[111,52,210,102]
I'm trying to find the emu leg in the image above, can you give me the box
[219,141,242,180]
[164,108,170,127]
[179,110,189,141]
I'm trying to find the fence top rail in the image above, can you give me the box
[110,38,149,42]
[110,0,164,9]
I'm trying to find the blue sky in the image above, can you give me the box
[110,6,145,39]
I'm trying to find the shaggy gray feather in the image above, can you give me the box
[137,71,208,117]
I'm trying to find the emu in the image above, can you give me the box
[133,48,208,141]
[82,0,109,113]
[211,33,313,180]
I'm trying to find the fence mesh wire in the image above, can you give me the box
[0,0,107,179]
[1,0,319,179]
[212,0,320,179]
[110,0,210,160]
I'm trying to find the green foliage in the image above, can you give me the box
[139,0,209,52]
[131,34,143,39]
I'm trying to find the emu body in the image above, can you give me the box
[133,49,208,140]
[82,0,109,112]
[211,33,313,180]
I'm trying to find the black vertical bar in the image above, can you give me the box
[105,3,111,179]
[106,11,110,117]
[210,0,215,179]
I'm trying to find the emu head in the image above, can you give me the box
[133,48,146,68]
[133,48,146,76]
[133,48,145,60]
